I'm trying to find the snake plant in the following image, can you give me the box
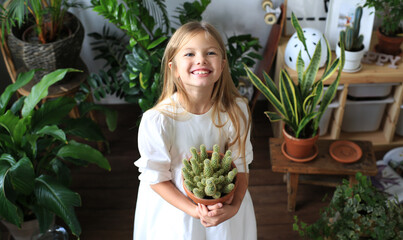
[0,69,117,237]
[245,12,345,138]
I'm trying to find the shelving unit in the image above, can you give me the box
[273,36,403,151]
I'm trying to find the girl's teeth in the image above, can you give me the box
[193,71,209,75]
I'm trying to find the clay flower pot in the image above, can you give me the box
[375,28,403,56]
[282,126,319,162]
[182,151,239,205]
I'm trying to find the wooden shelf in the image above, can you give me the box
[273,34,403,151]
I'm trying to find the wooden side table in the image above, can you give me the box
[269,138,378,212]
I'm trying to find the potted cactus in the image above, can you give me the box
[336,6,365,72]
[182,144,239,205]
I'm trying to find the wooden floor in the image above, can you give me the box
[48,101,385,239]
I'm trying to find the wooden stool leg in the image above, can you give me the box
[287,172,299,212]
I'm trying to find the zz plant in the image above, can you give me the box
[182,144,237,199]
[87,0,261,112]
[244,12,345,138]
[0,69,117,237]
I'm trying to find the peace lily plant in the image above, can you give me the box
[245,12,345,139]
[0,69,116,237]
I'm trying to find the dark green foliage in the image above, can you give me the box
[293,172,403,240]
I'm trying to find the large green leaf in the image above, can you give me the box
[9,156,35,195]
[244,64,285,117]
[22,69,79,117]
[0,111,21,146]
[34,175,81,236]
[36,125,67,143]
[78,102,118,132]
[62,118,106,142]
[56,140,111,170]
[0,70,36,114]
[31,97,76,131]
[0,161,23,227]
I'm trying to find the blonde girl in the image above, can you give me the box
[133,21,257,240]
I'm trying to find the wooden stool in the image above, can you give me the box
[269,138,378,212]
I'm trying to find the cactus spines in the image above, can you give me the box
[200,144,208,160]
[210,152,220,170]
[182,158,193,172]
[182,144,238,200]
[213,144,220,154]
[190,158,201,175]
[205,178,217,196]
[223,183,235,194]
[341,6,364,51]
[193,188,205,199]
[190,147,201,163]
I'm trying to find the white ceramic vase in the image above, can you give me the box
[335,43,365,73]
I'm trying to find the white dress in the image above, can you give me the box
[133,94,257,240]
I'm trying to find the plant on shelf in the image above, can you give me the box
[363,0,403,55]
[244,12,345,160]
[336,6,365,72]
[87,0,262,112]
[293,172,403,240]
[0,68,117,238]
[340,6,364,52]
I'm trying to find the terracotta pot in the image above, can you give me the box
[282,126,319,161]
[182,151,239,205]
[375,28,403,56]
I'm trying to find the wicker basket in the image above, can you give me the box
[7,12,85,83]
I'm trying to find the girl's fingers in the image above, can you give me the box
[206,202,223,211]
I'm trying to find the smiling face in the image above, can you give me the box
[170,31,225,94]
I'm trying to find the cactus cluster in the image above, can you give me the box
[340,6,364,51]
[182,144,238,199]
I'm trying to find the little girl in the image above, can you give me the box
[133,21,257,240]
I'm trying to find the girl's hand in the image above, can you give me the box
[196,201,238,227]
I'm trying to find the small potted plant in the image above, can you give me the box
[335,6,365,72]
[363,0,403,55]
[0,68,117,239]
[244,12,345,162]
[182,144,238,205]
[293,172,403,240]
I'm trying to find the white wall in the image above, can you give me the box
[69,0,283,104]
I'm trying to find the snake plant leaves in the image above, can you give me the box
[57,140,111,171]
[34,175,81,237]
[291,12,310,59]
[21,69,79,117]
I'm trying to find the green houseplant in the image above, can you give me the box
[363,0,403,55]
[336,6,365,72]
[244,12,345,161]
[0,68,117,238]
[293,172,403,240]
[87,0,262,112]
[0,0,85,82]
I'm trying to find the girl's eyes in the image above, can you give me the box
[183,51,217,57]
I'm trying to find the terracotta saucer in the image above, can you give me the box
[281,142,318,163]
[329,140,362,163]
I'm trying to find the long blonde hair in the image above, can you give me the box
[157,21,252,172]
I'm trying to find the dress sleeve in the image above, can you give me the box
[134,110,173,184]
[228,99,253,173]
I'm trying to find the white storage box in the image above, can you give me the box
[395,105,403,136]
[341,97,394,132]
[316,101,339,136]
[348,83,398,98]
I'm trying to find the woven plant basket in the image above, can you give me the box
[7,12,84,83]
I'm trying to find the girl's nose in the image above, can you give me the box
[196,55,206,65]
